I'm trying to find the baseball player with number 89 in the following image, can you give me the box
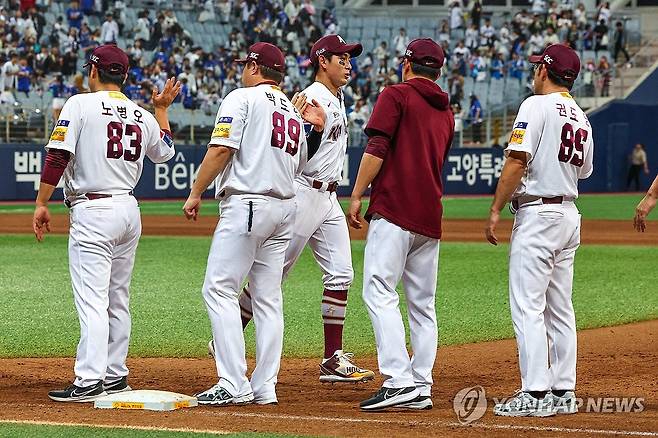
[486,44,594,417]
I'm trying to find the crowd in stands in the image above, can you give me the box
[0,0,632,140]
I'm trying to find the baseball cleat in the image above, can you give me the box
[104,376,132,394]
[48,381,108,402]
[360,386,419,411]
[208,339,215,358]
[397,395,433,410]
[493,391,556,417]
[320,350,375,383]
[552,390,578,415]
[195,384,254,406]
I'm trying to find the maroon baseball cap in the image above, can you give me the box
[310,34,363,66]
[404,38,445,69]
[529,44,580,81]
[235,42,286,73]
[83,44,129,75]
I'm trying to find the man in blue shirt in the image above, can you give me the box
[66,1,83,30]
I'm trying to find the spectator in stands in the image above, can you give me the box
[199,0,215,23]
[1,53,20,96]
[448,69,464,104]
[66,1,83,30]
[528,31,544,55]
[480,18,495,48]
[133,10,150,42]
[373,41,388,66]
[544,25,559,45]
[531,0,546,16]
[583,58,595,96]
[438,19,450,45]
[469,94,483,144]
[594,19,608,51]
[597,55,611,97]
[566,22,579,49]
[450,1,464,31]
[73,72,88,94]
[490,52,504,79]
[597,1,611,25]
[613,21,631,65]
[48,74,66,120]
[465,23,478,51]
[627,143,649,191]
[101,12,119,44]
[17,57,32,97]
[471,1,482,27]
[392,28,409,57]
[80,0,96,16]
[348,98,370,148]
[508,52,526,82]
[451,102,464,147]
[582,23,594,50]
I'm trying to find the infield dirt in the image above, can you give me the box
[0,320,656,437]
[2,213,657,245]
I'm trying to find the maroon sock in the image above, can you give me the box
[322,289,347,359]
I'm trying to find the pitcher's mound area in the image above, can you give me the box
[0,320,656,437]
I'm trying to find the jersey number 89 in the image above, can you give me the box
[558,122,587,168]
[271,111,300,156]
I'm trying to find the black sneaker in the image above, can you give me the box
[397,395,433,410]
[104,376,132,394]
[195,384,254,406]
[360,386,419,411]
[48,382,107,403]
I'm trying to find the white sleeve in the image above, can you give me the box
[145,115,176,164]
[505,97,543,161]
[45,96,82,155]
[208,89,248,150]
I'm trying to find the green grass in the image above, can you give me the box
[0,423,300,438]
[1,235,656,358]
[0,193,651,221]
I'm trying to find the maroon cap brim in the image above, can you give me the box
[234,58,249,64]
[335,43,363,58]
[528,54,543,63]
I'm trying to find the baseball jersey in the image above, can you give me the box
[209,83,307,200]
[46,91,175,198]
[506,92,594,199]
[298,81,348,183]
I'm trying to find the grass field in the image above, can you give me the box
[2,234,656,358]
[0,193,652,221]
[0,423,298,438]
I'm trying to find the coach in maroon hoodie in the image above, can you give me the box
[348,38,454,411]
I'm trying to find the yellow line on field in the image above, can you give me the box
[0,419,231,435]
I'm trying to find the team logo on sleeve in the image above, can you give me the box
[212,117,233,139]
[160,130,174,148]
[509,122,527,145]
[50,122,69,142]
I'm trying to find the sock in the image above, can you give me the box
[322,289,347,359]
[238,287,253,329]
[528,391,548,399]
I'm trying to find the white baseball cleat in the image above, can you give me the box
[552,391,578,415]
[493,390,556,417]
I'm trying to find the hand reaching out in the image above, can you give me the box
[292,93,326,131]
[152,77,182,109]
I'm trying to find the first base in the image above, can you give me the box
[94,390,198,411]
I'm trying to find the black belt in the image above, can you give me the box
[312,180,338,193]
[512,196,564,211]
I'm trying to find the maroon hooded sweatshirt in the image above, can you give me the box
[363,77,454,239]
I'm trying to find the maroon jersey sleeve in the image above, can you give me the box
[364,87,402,139]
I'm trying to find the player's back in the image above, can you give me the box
[212,84,306,199]
[511,92,594,199]
[54,90,169,197]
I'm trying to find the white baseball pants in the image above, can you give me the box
[509,201,580,392]
[204,194,295,402]
[362,216,439,396]
[69,195,141,388]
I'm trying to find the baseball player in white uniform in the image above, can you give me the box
[225,34,374,383]
[33,44,181,402]
[486,44,594,417]
[183,43,326,406]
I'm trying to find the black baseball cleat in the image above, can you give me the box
[360,386,420,411]
[104,376,132,394]
[48,381,107,402]
[397,395,434,410]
